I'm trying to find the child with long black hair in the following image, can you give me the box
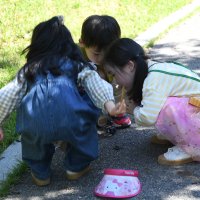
[0,16,125,186]
[103,38,200,166]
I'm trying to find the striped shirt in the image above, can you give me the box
[78,66,114,111]
[0,75,27,125]
[134,60,200,126]
[0,67,114,125]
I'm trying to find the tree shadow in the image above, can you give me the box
[148,38,200,73]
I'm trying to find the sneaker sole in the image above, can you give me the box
[158,154,194,166]
[66,166,91,180]
[113,122,131,129]
[31,172,50,186]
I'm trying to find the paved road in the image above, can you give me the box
[2,10,200,200]
[149,13,200,73]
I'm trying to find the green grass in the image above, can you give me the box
[0,0,193,152]
[0,112,18,153]
[0,162,27,197]
[146,6,200,48]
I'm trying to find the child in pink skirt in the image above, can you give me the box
[103,38,200,165]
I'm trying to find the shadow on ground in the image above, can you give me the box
[4,125,200,200]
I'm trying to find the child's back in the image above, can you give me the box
[16,16,101,185]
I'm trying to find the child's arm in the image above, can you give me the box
[0,73,27,127]
[78,67,126,115]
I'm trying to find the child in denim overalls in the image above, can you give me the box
[0,16,126,186]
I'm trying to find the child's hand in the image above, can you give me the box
[0,127,4,141]
[110,99,126,116]
[105,99,126,117]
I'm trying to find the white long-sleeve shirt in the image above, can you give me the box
[134,60,200,126]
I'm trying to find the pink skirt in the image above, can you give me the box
[155,97,200,161]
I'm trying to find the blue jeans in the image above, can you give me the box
[23,143,55,180]
[23,118,98,179]
[17,75,100,179]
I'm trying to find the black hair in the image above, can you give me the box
[18,16,86,82]
[81,15,121,50]
[103,38,149,105]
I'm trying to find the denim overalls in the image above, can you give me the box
[16,59,100,180]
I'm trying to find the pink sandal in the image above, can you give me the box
[94,169,141,198]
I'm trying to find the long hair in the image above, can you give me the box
[18,16,85,82]
[103,38,149,105]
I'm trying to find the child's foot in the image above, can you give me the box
[111,114,131,128]
[158,146,193,165]
[151,135,172,145]
[97,115,108,128]
[54,140,68,152]
[31,172,50,186]
[66,166,91,180]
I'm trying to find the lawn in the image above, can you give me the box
[0,0,193,153]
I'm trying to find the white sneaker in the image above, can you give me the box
[158,146,193,165]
